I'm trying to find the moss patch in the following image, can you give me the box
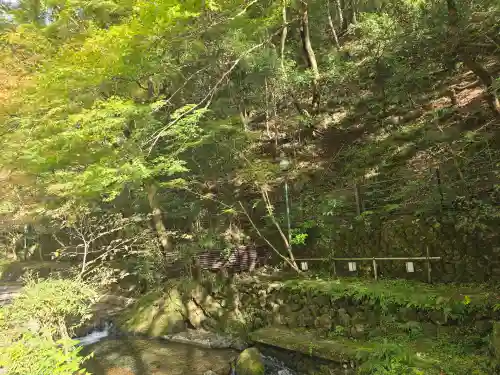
[236,347,265,375]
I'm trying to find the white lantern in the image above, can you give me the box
[300,261,308,271]
[406,262,415,273]
[348,262,357,272]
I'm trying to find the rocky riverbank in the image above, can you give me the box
[116,274,500,374]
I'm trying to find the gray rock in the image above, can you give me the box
[163,329,247,351]
[314,314,332,330]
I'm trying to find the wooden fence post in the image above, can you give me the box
[426,245,432,283]
[372,257,378,280]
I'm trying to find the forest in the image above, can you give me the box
[0,0,499,374]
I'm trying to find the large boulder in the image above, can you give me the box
[118,289,186,337]
[236,347,265,375]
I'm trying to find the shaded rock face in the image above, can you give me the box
[163,329,248,351]
[236,347,265,375]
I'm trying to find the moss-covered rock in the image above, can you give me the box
[250,327,362,362]
[118,289,186,337]
[236,347,265,375]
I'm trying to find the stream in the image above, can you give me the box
[77,325,296,375]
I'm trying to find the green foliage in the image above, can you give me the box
[2,275,98,337]
[0,276,99,375]
[0,0,499,307]
[0,332,91,375]
[357,342,423,375]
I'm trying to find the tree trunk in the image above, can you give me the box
[445,0,500,116]
[280,1,288,70]
[351,0,358,24]
[147,183,173,255]
[81,243,89,275]
[32,0,41,25]
[339,0,348,32]
[299,1,321,111]
[335,0,344,31]
[327,0,341,48]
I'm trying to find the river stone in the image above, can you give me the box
[273,313,286,326]
[284,312,298,327]
[350,323,365,339]
[314,314,333,330]
[313,295,330,307]
[268,302,280,313]
[289,303,303,312]
[337,308,351,327]
[236,347,265,375]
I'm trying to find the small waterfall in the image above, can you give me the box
[262,355,296,375]
[75,322,111,346]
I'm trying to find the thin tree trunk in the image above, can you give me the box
[147,183,173,255]
[299,1,320,111]
[32,0,41,25]
[327,0,341,48]
[81,243,89,275]
[282,3,309,118]
[339,0,348,32]
[446,0,500,116]
[238,201,299,272]
[351,0,358,24]
[264,78,271,138]
[335,0,344,31]
[280,1,288,71]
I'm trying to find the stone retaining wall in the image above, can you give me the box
[189,276,499,341]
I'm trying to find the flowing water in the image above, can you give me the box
[78,326,296,375]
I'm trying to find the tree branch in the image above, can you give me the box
[238,201,299,271]
[147,21,299,154]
